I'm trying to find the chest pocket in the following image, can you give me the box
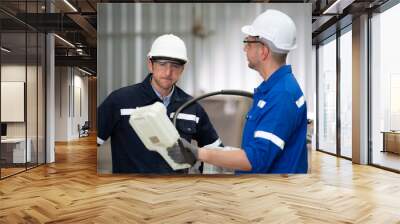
[175,119,197,141]
[246,105,265,122]
[119,108,135,129]
[170,112,198,130]
[248,98,272,121]
[176,120,197,134]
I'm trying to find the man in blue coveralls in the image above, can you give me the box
[97,34,223,173]
[168,9,308,174]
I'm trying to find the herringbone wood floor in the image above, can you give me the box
[1,135,400,223]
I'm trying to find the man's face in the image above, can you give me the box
[243,36,265,70]
[147,59,184,91]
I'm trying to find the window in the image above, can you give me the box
[317,37,337,154]
[340,29,352,158]
[371,3,400,171]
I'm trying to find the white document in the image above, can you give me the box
[129,102,191,170]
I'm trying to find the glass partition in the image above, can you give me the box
[0,1,46,179]
[1,30,28,177]
[339,29,352,158]
[27,30,38,170]
[371,3,400,171]
[317,37,337,155]
[38,32,45,165]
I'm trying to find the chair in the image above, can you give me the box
[78,121,90,138]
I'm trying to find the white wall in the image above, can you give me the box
[1,65,26,139]
[55,67,68,141]
[55,67,89,141]
[1,65,26,81]
[1,64,46,164]
[72,73,89,138]
[1,65,38,137]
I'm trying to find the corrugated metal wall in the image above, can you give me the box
[97,3,312,104]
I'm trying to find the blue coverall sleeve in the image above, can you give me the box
[244,91,298,173]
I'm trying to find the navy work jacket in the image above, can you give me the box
[97,74,221,173]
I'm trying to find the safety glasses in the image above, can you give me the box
[152,60,184,71]
[243,37,264,47]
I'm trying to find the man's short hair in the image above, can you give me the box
[271,51,287,64]
[260,41,287,64]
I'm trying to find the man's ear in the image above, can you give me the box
[260,45,270,61]
[147,58,153,72]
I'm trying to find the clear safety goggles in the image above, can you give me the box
[151,59,184,71]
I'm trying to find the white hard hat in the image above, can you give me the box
[148,34,188,63]
[241,9,297,54]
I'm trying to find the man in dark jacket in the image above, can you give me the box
[97,34,222,173]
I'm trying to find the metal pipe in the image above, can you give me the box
[172,90,253,127]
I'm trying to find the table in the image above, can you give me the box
[1,138,31,163]
[381,131,400,154]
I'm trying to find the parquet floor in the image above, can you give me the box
[1,167,26,178]
[0,135,400,223]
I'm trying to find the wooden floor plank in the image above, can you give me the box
[0,135,400,223]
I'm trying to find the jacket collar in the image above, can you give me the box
[254,65,292,95]
[140,74,190,104]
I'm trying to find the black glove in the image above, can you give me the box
[167,138,199,166]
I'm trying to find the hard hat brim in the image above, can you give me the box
[147,53,188,64]
[150,56,186,65]
[241,25,258,36]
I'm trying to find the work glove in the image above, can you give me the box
[167,138,199,166]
